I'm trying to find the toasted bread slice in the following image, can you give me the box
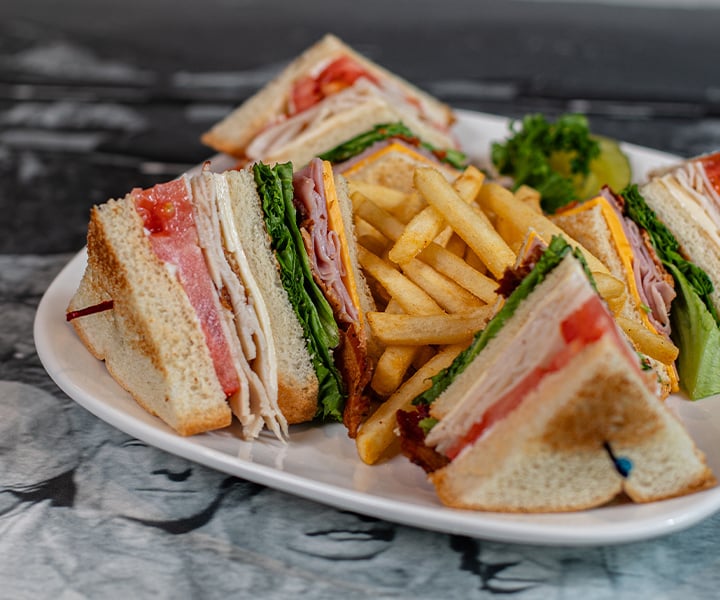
[201,34,456,164]
[67,198,232,436]
[430,334,715,512]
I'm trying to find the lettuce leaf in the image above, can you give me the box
[253,162,345,421]
[414,236,576,406]
[491,113,600,214]
[666,263,720,399]
[318,122,467,170]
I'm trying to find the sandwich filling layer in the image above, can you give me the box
[253,162,346,421]
[426,254,638,459]
[132,178,241,398]
[293,158,359,324]
[287,54,449,132]
[320,122,467,171]
[192,172,287,439]
[246,61,453,162]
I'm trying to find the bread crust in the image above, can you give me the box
[68,198,232,436]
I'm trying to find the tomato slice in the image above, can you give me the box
[290,75,324,115]
[445,296,612,460]
[289,56,376,115]
[133,180,240,397]
[701,153,720,196]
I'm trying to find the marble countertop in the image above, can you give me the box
[3,1,720,597]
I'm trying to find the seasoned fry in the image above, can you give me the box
[418,243,498,303]
[593,272,627,315]
[354,216,389,256]
[348,181,410,216]
[367,309,492,346]
[370,300,420,396]
[414,168,516,278]
[514,184,542,213]
[354,194,406,241]
[371,345,422,396]
[355,198,497,304]
[616,316,680,364]
[444,232,467,257]
[356,343,467,464]
[388,166,485,265]
[477,182,610,276]
[401,259,484,313]
[358,246,443,315]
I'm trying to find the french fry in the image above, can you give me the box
[393,191,427,224]
[444,232,467,257]
[401,259,484,313]
[354,216,389,256]
[388,206,447,264]
[358,246,443,315]
[356,343,467,464]
[493,216,527,254]
[514,185,542,213]
[367,309,492,346]
[593,272,627,315]
[348,181,410,216]
[370,300,420,396]
[371,345,421,396]
[453,165,486,202]
[477,182,610,276]
[616,315,680,365]
[414,168,516,278]
[464,246,488,274]
[388,166,485,265]
[433,227,455,248]
[412,345,437,370]
[432,167,488,247]
[354,194,406,241]
[418,243,498,303]
[355,197,497,303]
[349,180,426,223]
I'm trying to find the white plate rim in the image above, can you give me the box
[34,109,720,547]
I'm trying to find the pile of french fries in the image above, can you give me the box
[348,164,678,465]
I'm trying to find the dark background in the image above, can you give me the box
[1,0,719,253]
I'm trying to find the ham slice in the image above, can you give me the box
[293,158,358,324]
[600,187,676,336]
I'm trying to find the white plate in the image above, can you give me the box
[35,110,720,546]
